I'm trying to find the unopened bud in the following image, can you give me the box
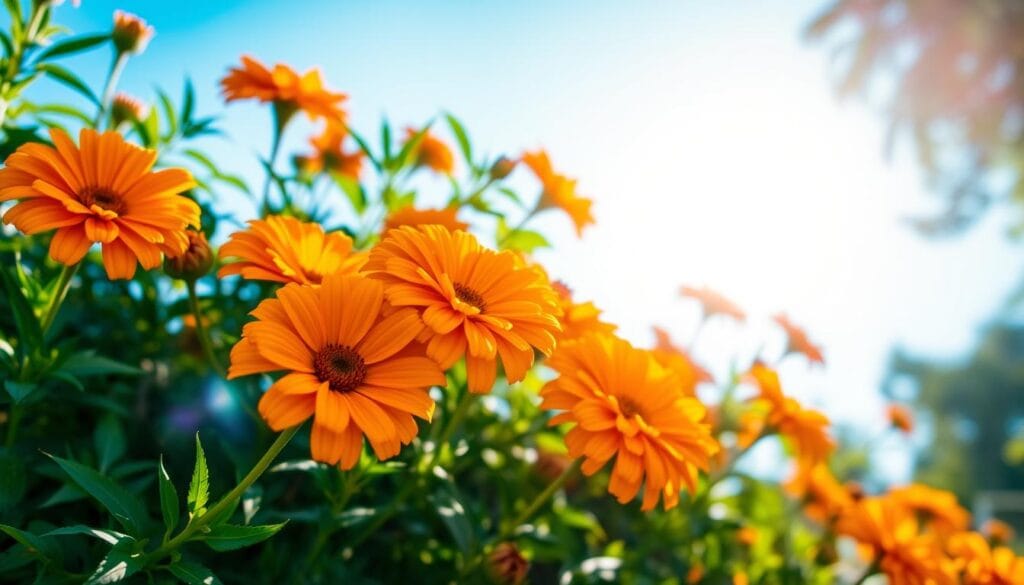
[110,93,147,127]
[488,542,528,585]
[112,10,154,55]
[164,230,213,281]
[489,156,516,181]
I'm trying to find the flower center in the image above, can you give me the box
[454,282,486,312]
[313,344,367,393]
[618,396,642,419]
[80,186,126,215]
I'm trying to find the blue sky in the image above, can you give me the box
[28,0,1021,476]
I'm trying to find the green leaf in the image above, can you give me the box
[187,434,209,519]
[47,454,148,535]
[43,525,127,545]
[4,380,36,404]
[333,173,366,215]
[201,523,286,551]
[158,89,178,139]
[0,525,61,562]
[347,127,380,172]
[35,33,110,61]
[0,266,42,354]
[168,561,223,585]
[158,456,180,535]
[93,415,126,473]
[429,489,476,555]
[445,113,473,167]
[500,229,550,253]
[86,538,142,585]
[0,451,26,510]
[37,63,100,105]
[58,350,142,376]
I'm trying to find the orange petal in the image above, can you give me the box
[363,357,444,389]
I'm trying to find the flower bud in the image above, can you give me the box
[488,542,528,585]
[110,93,148,127]
[112,10,154,55]
[164,230,214,281]
[489,156,516,181]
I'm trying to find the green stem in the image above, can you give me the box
[94,51,128,128]
[4,405,22,448]
[145,425,300,564]
[420,390,473,473]
[496,207,539,247]
[259,103,292,216]
[186,280,225,377]
[0,3,48,129]
[40,263,79,335]
[503,458,581,537]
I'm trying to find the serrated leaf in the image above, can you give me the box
[201,523,286,551]
[93,414,126,473]
[168,561,223,585]
[47,454,148,535]
[158,456,180,535]
[35,33,109,61]
[187,434,209,519]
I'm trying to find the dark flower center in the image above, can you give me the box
[80,186,126,215]
[454,282,486,312]
[618,396,642,419]
[313,344,367,393]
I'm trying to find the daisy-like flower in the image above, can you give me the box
[112,10,154,55]
[650,326,712,396]
[786,463,855,524]
[949,531,1024,585]
[773,313,825,365]
[520,149,594,237]
[539,333,719,511]
[837,496,955,585]
[679,285,746,322]
[295,121,362,179]
[228,273,445,468]
[887,403,915,434]
[0,128,198,279]
[551,281,616,343]
[404,127,454,175]
[383,205,469,233]
[220,55,347,121]
[888,484,970,537]
[364,225,562,393]
[218,215,365,285]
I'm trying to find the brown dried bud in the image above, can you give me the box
[112,10,154,55]
[164,230,213,281]
[489,156,517,181]
[488,542,528,585]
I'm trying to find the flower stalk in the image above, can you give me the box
[186,280,225,377]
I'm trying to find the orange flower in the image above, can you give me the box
[837,496,955,585]
[404,127,454,175]
[296,122,362,178]
[383,205,469,233]
[227,274,444,468]
[364,225,562,393]
[981,519,1015,546]
[887,403,915,434]
[679,285,746,322]
[786,463,854,523]
[737,526,759,547]
[888,484,971,536]
[773,313,825,365]
[218,215,365,285]
[539,333,719,511]
[521,149,594,237]
[948,531,1024,585]
[650,326,712,396]
[551,281,616,343]
[112,10,153,55]
[743,364,834,469]
[220,55,347,121]
[0,128,198,279]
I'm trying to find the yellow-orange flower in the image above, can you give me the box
[887,403,915,434]
[948,531,1024,585]
[981,519,1015,546]
[742,363,833,469]
[218,215,365,285]
[364,225,562,393]
[837,496,955,585]
[0,128,198,279]
[112,10,153,55]
[650,326,712,396]
[786,463,855,523]
[773,313,825,365]
[220,55,347,121]
[405,127,454,175]
[680,285,746,322]
[227,273,444,468]
[383,205,469,233]
[539,333,719,511]
[551,281,616,343]
[888,484,971,536]
[296,122,362,178]
[521,149,594,237]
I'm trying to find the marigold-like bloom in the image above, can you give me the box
[837,496,955,585]
[228,274,444,468]
[680,285,746,322]
[742,364,834,469]
[550,281,616,343]
[220,55,347,121]
[888,484,971,536]
[521,150,594,237]
[0,128,198,279]
[539,334,719,511]
[981,519,1015,546]
[364,225,562,393]
[887,403,915,434]
[112,10,153,55]
[786,463,854,523]
[218,215,365,285]
[109,93,147,127]
[405,127,454,175]
[383,205,468,233]
[650,326,712,396]
[773,313,825,365]
[736,526,759,547]
[296,122,362,178]
[164,229,213,281]
[949,531,1024,585]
